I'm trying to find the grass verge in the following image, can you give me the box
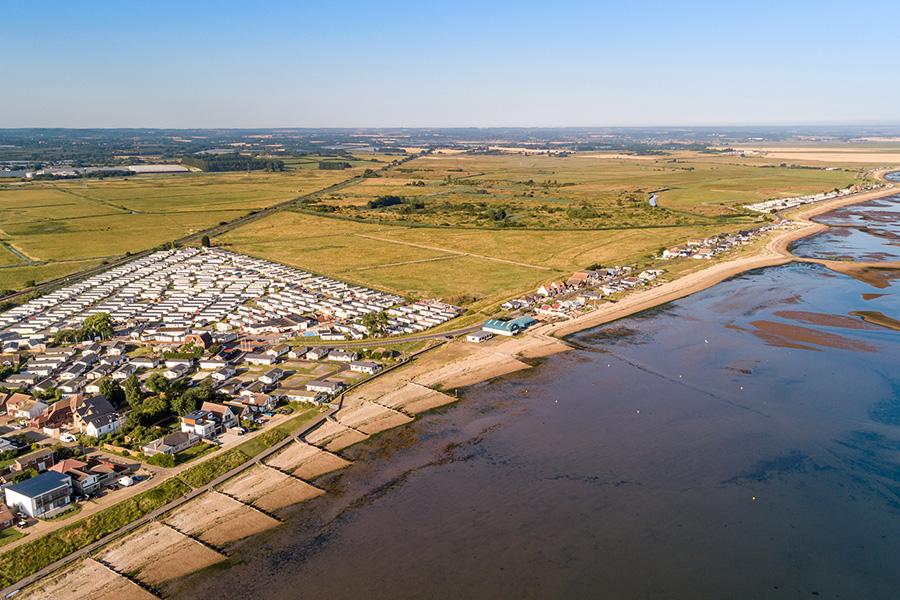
[0,478,190,588]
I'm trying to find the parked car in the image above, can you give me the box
[59,433,76,443]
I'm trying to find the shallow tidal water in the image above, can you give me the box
[174,205,900,600]
[791,194,900,262]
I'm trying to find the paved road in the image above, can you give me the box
[0,407,336,598]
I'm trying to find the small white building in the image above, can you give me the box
[466,331,493,343]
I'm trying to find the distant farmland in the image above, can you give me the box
[0,158,389,290]
[217,151,870,307]
[0,149,874,303]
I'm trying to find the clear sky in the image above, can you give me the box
[4,0,900,128]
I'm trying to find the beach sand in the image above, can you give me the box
[163,491,279,547]
[265,440,352,480]
[219,465,324,512]
[17,558,156,600]
[97,522,225,588]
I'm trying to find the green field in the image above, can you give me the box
[0,159,388,290]
[301,152,865,227]
[211,151,873,307]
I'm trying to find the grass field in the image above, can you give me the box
[218,208,756,308]
[212,151,875,307]
[0,158,388,290]
[302,152,865,227]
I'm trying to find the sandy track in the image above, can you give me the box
[219,465,324,512]
[265,440,351,480]
[18,558,155,600]
[97,522,225,587]
[303,418,370,451]
[335,401,413,434]
[163,491,279,546]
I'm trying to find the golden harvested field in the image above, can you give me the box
[0,160,385,290]
[219,210,754,307]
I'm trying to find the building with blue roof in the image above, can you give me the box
[482,316,537,337]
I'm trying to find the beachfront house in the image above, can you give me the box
[305,379,345,396]
[4,471,73,518]
[349,360,382,375]
[142,431,200,456]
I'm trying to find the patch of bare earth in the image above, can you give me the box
[18,558,155,600]
[163,491,278,546]
[97,522,224,588]
[335,401,413,435]
[265,440,351,480]
[219,465,323,512]
[303,418,370,451]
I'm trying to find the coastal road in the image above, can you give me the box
[0,406,337,599]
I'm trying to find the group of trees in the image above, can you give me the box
[361,311,389,336]
[319,161,351,170]
[53,312,115,345]
[182,154,284,172]
[93,373,226,451]
[367,195,405,209]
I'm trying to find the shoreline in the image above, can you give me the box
[545,176,899,338]
[10,171,900,597]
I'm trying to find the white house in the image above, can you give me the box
[4,471,72,518]
[259,368,285,386]
[349,360,382,375]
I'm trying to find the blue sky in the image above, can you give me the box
[4,0,900,127]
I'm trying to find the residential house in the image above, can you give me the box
[130,356,158,370]
[259,368,285,386]
[12,448,55,473]
[287,346,309,359]
[6,394,49,421]
[237,392,277,414]
[142,431,200,456]
[305,347,329,361]
[180,410,219,438]
[73,396,124,438]
[211,366,236,382]
[49,459,101,496]
[305,379,344,396]
[0,505,14,530]
[327,350,358,363]
[199,357,227,371]
[266,345,290,359]
[349,360,382,375]
[4,471,72,518]
[280,388,325,404]
[200,401,238,430]
[184,331,213,349]
[244,353,275,366]
[163,363,191,380]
